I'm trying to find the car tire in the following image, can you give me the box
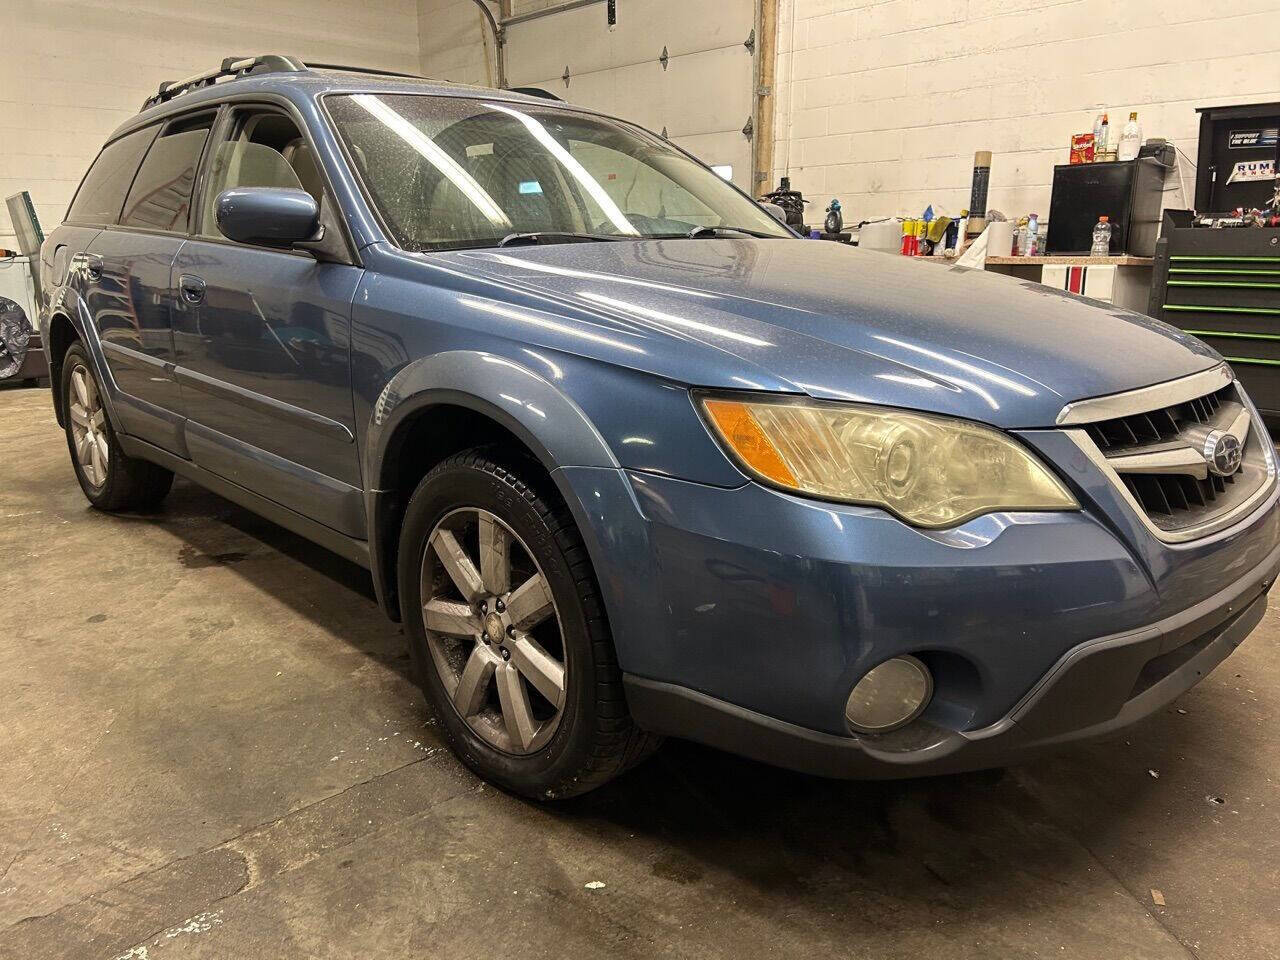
[398,448,661,799]
[61,342,174,511]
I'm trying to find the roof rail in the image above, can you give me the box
[303,63,429,81]
[142,55,304,110]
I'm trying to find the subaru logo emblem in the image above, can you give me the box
[1203,430,1243,477]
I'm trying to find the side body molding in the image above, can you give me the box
[362,350,623,619]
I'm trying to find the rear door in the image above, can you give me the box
[55,126,155,385]
[171,104,366,538]
[82,112,216,452]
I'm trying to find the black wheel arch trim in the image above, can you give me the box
[362,350,620,622]
[45,282,126,437]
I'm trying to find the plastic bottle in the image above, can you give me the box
[825,199,843,234]
[1025,214,1039,256]
[1091,215,1112,256]
[1118,111,1142,161]
[1096,114,1110,161]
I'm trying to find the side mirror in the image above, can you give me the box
[761,202,788,225]
[215,187,320,248]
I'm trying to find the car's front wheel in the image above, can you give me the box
[398,449,659,798]
[61,343,174,511]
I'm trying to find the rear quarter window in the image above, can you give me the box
[65,127,157,227]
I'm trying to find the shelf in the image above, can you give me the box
[984,255,1154,266]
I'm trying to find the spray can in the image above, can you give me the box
[944,218,960,254]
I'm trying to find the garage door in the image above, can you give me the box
[503,0,756,193]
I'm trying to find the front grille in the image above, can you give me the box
[1121,470,1235,517]
[1085,384,1231,450]
[1077,380,1271,539]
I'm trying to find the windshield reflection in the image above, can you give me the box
[327,92,791,252]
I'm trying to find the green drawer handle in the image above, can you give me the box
[1167,280,1280,289]
[1171,256,1280,262]
[1169,268,1280,275]
[1223,356,1280,367]
[1163,304,1280,315]
[1184,329,1280,342]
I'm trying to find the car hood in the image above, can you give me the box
[445,238,1220,428]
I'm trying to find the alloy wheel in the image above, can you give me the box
[68,363,108,489]
[420,507,567,755]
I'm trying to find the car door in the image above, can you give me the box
[171,104,366,538]
[78,115,215,452]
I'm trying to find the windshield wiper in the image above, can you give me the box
[630,226,781,240]
[497,231,628,247]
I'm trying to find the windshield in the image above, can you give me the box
[325,93,792,251]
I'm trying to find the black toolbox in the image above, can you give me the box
[1149,211,1280,422]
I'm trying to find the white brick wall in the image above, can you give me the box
[12,0,1274,245]
[774,0,1280,223]
[0,0,419,244]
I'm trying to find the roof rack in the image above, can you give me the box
[140,55,548,113]
[142,55,305,110]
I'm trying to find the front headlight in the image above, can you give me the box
[700,396,1078,527]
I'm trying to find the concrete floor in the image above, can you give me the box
[1,385,1277,960]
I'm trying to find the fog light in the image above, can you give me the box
[845,655,933,733]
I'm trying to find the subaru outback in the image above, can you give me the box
[39,56,1280,797]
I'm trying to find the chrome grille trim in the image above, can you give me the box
[1105,402,1250,480]
[1056,364,1233,426]
[1065,381,1276,544]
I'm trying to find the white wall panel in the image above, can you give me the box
[419,0,758,190]
[0,0,419,244]
[418,0,497,86]
[774,0,1280,223]
[505,0,752,83]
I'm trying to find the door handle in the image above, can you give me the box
[84,254,103,281]
[179,274,206,305]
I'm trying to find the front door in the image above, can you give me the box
[172,105,365,538]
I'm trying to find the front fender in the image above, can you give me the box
[364,350,623,619]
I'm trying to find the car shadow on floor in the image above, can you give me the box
[109,476,415,684]
[541,707,1222,927]
[105,474,1228,927]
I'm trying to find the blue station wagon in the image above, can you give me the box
[39,56,1280,797]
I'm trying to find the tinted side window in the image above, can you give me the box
[120,116,214,232]
[198,110,322,239]
[65,127,157,226]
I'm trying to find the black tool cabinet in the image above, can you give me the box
[1149,214,1280,422]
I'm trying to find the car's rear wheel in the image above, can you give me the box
[61,343,173,511]
[398,449,660,798]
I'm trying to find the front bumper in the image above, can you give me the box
[557,455,1280,777]
[623,544,1276,778]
